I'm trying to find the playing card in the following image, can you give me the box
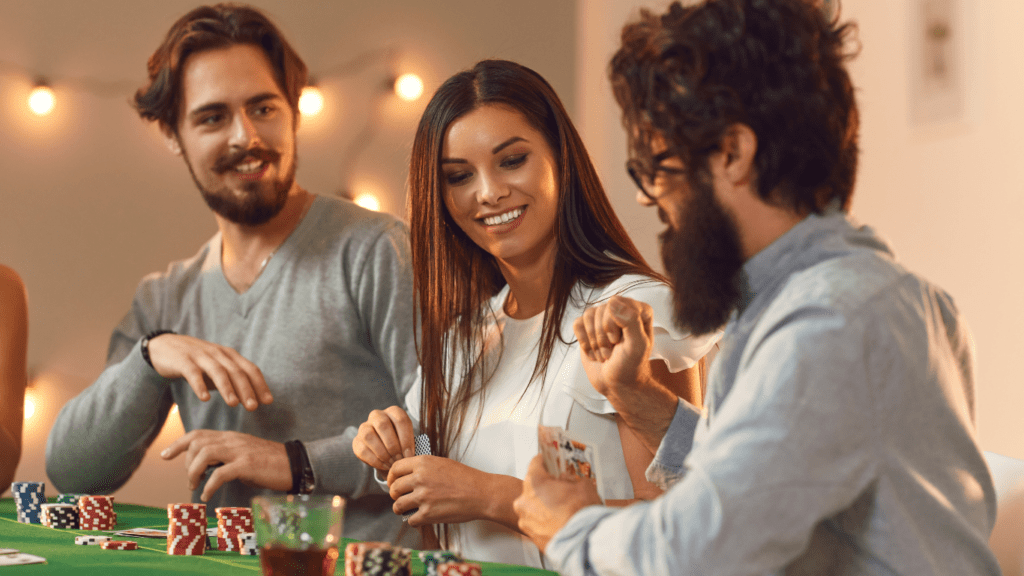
[402,434,432,521]
[538,425,596,482]
[0,553,46,566]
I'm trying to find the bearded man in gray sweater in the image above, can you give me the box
[45,4,418,543]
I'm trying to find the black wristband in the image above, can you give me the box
[284,440,314,495]
[140,330,175,370]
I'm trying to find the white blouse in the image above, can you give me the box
[403,274,722,568]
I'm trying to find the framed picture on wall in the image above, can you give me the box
[909,0,966,126]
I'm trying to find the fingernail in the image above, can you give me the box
[161,449,169,458]
[263,393,274,403]
[246,399,257,410]
[405,449,414,458]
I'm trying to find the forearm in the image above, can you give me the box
[305,427,389,499]
[0,425,21,488]
[45,340,173,493]
[476,473,526,533]
[603,374,679,455]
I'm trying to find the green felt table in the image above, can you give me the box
[0,498,554,575]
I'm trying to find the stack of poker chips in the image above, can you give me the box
[79,496,117,530]
[40,503,79,529]
[363,547,412,576]
[215,507,254,551]
[167,503,208,556]
[56,493,86,505]
[435,562,482,576]
[237,532,257,556]
[345,542,411,576]
[11,482,45,524]
[418,551,465,576]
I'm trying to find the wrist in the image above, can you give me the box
[140,330,175,371]
[284,440,316,494]
[607,375,676,446]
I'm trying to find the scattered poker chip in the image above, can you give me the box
[101,540,139,551]
[435,562,483,576]
[75,535,111,546]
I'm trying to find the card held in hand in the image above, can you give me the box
[537,425,596,483]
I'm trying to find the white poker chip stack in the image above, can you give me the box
[79,496,117,530]
[75,535,112,546]
[238,532,257,556]
[11,482,45,524]
[40,503,80,529]
[167,503,208,556]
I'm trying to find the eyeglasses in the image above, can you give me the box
[626,153,686,201]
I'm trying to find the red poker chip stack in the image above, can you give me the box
[78,496,117,530]
[167,503,207,556]
[215,507,253,552]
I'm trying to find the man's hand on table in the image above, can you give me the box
[146,333,273,411]
[513,455,603,552]
[161,430,291,501]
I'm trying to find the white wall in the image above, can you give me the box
[1,0,577,506]
[578,0,1024,459]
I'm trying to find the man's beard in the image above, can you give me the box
[184,145,295,226]
[660,172,745,335]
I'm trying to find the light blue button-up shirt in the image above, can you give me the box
[545,209,1000,575]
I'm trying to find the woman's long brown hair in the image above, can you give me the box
[408,59,662,545]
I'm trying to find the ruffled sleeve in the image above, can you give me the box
[555,275,723,417]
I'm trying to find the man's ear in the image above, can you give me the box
[719,123,757,186]
[159,122,183,156]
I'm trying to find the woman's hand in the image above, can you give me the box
[387,455,523,530]
[352,406,416,472]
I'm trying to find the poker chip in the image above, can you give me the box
[345,542,410,576]
[362,547,411,576]
[215,506,253,552]
[41,503,79,529]
[238,532,257,556]
[167,503,207,556]
[435,562,482,576]
[419,551,465,576]
[79,495,117,530]
[101,540,139,550]
[11,481,46,524]
[56,493,85,505]
[75,535,111,546]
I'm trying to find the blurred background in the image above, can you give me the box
[1,0,1020,506]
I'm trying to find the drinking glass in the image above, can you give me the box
[252,494,345,576]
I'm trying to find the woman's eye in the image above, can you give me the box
[501,153,528,169]
[445,171,471,186]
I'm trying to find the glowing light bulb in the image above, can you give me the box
[299,86,324,117]
[354,193,381,212]
[28,84,55,116]
[24,395,35,420]
[394,73,424,102]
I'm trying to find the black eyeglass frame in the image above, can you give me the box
[626,151,686,201]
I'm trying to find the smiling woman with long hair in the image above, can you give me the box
[353,59,720,568]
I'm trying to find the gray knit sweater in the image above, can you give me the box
[46,195,418,542]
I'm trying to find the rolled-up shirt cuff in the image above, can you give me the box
[545,505,620,576]
[646,399,702,489]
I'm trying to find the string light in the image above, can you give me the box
[28,82,55,116]
[24,393,35,420]
[394,73,424,101]
[298,84,325,117]
[354,193,382,212]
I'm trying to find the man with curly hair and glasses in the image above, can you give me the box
[513,1,1001,574]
